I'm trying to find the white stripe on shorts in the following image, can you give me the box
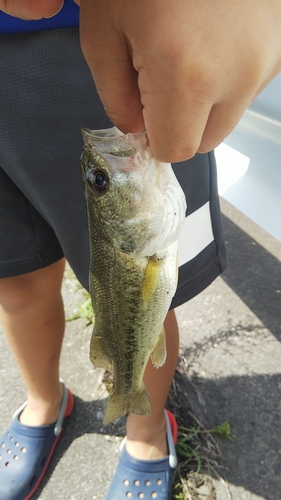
[178,202,214,267]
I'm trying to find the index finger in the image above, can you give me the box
[138,63,214,162]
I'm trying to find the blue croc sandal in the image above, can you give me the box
[104,410,178,500]
[0,380,74,500]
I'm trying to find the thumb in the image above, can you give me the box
[79,0,144,134]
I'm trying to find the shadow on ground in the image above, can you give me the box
[176,360,281,500]
[221,213,280,340]
[32,395,126,499]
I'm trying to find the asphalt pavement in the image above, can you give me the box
[0,198,280,500]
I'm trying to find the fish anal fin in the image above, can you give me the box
[142,254,163,306]
[89,331,111,369]
[150,327,167,368]
[103,388,151,425]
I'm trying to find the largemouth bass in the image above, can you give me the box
[80,126,186,425]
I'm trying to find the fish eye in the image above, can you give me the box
[94,171,107,190]
[86,168,109,192]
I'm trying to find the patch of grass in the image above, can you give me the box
[172,419,233,498]
[64,268,94,325]
[66,293,94,325]
[210,422,234,443]
[168,369,233,499]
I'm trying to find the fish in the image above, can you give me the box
[80,126,187,425]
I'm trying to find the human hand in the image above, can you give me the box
[0,0,64,20]
[79,0,281,162]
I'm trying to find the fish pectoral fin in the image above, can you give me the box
[103,388,151,425]
[142,254,163,306]
[150,327,167,368]
[89,332,111,369]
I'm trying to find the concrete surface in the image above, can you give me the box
[0,198,280,500]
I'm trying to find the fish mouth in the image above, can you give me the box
[81,126,148,159]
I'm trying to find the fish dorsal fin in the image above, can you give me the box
[142,254,163,306]
[89,330,111,369]
[150,327,167,368]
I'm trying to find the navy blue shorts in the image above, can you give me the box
[0,28,227,307]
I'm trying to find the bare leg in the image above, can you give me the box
[0,259,66,426]
[126,309,179,460]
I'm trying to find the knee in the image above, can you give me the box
[0,260,65,313]
[0,273,42,312]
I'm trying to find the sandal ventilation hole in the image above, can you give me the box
[138,494,144,498]
[15,442,19,447]
[14,455,19,461]
[123,479,129,486]
[125,492,132,498]
[134,480,140,486]
[5,462,10,467]
[7,449,11,455]
[145,480,151,486]
[151,493,158,499]
[21,447,27,453]
[1,443,5,448]
[156,479,162,485]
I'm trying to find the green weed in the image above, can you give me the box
[66,293,94,325]
[171,418,233,499]
[64,268,94,325]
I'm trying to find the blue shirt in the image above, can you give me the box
[0,0,79,35]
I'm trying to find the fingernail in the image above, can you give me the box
[44,1,64,19]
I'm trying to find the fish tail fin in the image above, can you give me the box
[103,389,151,425]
